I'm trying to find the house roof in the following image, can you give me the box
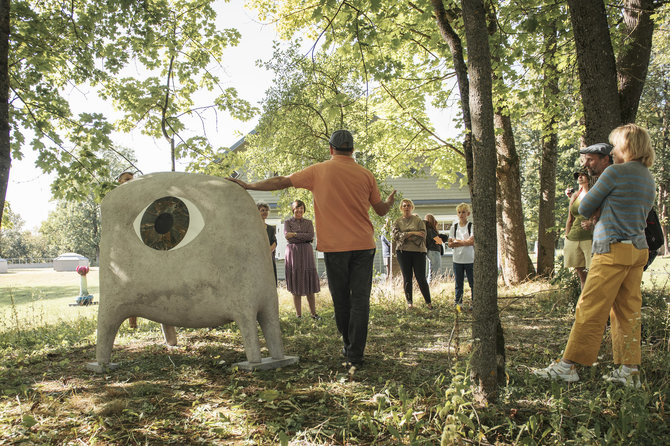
[229,130,470,211]
[229,129,256,152]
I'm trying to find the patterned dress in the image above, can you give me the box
[284,217,320,295]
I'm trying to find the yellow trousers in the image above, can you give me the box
[563,243,647,366]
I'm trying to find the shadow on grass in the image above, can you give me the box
[2,282,669,445]
[0,302,463,444]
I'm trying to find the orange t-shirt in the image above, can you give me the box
[289,155,382,252]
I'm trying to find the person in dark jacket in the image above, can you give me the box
[257,202,277,285]
[424,214,442,282]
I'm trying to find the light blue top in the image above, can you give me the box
[579,161,655,254]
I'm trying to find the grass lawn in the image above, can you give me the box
[643,255,670,289]
[1,265,669,444]
[0,268,100,327]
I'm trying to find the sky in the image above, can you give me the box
[7,2,280,231]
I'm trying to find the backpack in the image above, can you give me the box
[453,222,472,238]
[646,208,664,251]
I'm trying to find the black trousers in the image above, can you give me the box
[396,250,431,304]
[324,249,375,364]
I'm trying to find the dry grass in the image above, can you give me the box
[1,268,669,444]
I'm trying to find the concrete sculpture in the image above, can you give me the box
[87,172,297,372]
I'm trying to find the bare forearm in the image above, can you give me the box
[450,237,474,247]
[372,190,397,216]
[227,176,292,191]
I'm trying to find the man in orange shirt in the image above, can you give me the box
[228,130,396,367]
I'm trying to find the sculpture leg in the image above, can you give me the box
[161,324,178,346]
[258,304,285,360]
[236,315,262,363]
[94,305,125,366]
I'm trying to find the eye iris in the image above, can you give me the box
[140,197,189,250]
[154,213,174,234]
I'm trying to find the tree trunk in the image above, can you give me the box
[537,129,558,275]
[617,0,655,124]
[495,193,505,283]
[567,0,621,144]
[495,111,534,284]
[661,91,670,255]
[431,0,473,190]
[660,189,668,256]
[536,23,560,277]
[0,0,9,231]
[461,0,503,403]
[486,4,533,285]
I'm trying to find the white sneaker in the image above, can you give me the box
[534,360,579,382]
[603,365,641,388]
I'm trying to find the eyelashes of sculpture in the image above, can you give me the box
[133,196,204,251]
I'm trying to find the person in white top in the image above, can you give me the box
[448,203,474,306]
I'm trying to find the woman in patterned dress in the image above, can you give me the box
[284,200,321,319]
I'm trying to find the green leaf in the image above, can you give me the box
[258,389,281,402]
[22,414,37,428]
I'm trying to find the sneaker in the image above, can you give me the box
[534,360,579,382]
[311,314,322,320]
[603,365,641,388]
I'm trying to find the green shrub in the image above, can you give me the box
[641,279,670,348]
[549,255,581,313]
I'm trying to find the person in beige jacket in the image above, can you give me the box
[392,199,432,309]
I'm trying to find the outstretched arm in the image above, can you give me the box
[227,176,292,191]
[372,190,397,216]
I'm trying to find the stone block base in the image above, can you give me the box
[234,356,299,371]
[86,362,120,373]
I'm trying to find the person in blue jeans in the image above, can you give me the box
[448,203,474,306]
[380,217,392,278]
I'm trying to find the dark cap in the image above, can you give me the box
[329,130,354,151]
[573,167,589,180]
[580,142,613,157]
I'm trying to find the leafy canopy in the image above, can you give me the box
[241,0,469,185]
[10,0,255,202]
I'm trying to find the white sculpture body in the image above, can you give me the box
[91,172,286,369]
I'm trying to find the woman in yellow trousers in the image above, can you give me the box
[535,124,656,387]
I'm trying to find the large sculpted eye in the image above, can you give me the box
[133,196,204,251]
